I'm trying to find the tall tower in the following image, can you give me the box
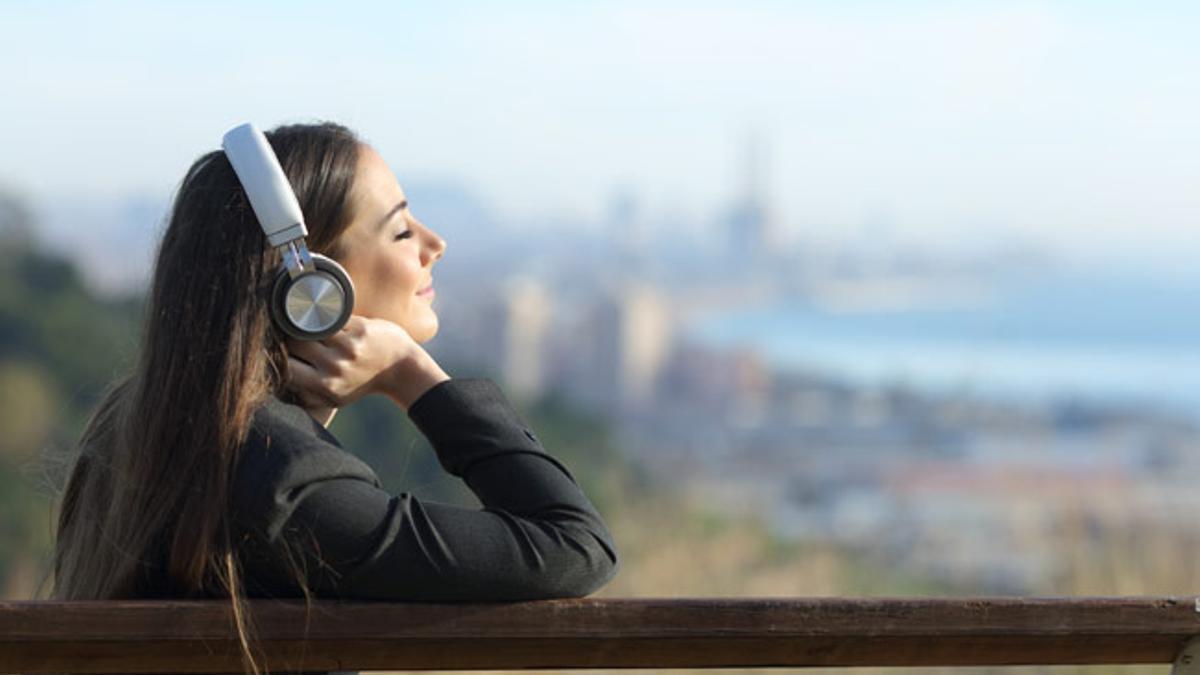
[608,187,646,274]
[724,128,775,264]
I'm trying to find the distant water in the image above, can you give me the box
[690,272,1200,419]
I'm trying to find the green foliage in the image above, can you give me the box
[0,190,35,251]
[0,456,44,586]
[0,245,142,435]
[0,361,58,462]
[0,192,142,596]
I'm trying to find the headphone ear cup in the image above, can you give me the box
[270,254,355,340]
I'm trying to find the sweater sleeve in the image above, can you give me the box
[233,378,619,602]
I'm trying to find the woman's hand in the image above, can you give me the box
[285,315,451,416]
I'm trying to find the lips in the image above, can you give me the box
[416,281,434,296]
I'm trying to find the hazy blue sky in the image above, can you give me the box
[2,1,1197,272]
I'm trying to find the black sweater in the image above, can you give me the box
[231,377,620,603]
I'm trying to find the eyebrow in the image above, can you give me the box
[374,200,408,232]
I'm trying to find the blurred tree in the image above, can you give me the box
[0,227,141,433]
[0,360,58,462]
[0,188,34,253]
[0,454,42,597]
[0,186,141,596]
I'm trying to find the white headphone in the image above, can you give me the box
[221,123,354,341]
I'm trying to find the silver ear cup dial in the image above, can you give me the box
[270,255,354,340]
[285,271,346,333]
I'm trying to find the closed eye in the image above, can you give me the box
[394,230,413,241]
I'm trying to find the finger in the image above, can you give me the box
[308,327,360,361]
[285,357,322,399]
[343,315,368,336]
[287,338,337,369]
[286,357,339,408]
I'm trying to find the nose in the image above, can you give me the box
[421,223,447,265]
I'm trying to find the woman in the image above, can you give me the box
[51,122,619,671]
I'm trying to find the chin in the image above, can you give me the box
[410,316,440,344]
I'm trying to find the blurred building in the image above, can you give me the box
[498,277,552,400]
[557,282,674,417]
[722,128,779,267]
[655,342,772,427]
[608,187,649,276]
[458,275,555,401]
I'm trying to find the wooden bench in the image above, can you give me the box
[5,597,1200,672]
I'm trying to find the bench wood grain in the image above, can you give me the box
[3,596,1198,672]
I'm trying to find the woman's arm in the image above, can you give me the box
[247,315,618,600]
[233,378,619,601]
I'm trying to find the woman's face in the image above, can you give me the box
[334,145,446,343]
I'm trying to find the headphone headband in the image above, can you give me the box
[221,122,308,247]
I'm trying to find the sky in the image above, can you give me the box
[1,1,1198,275]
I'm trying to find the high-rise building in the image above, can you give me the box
[569,281,674,417]
[499,276,552,400]
[435,274,554,401]
[608,187,647,274]
[723,128,777,265]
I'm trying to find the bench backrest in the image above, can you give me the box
[3,597,1199,672]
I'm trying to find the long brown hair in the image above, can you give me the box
[51,122,362,672]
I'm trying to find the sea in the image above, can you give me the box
[689,271,1200,421]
